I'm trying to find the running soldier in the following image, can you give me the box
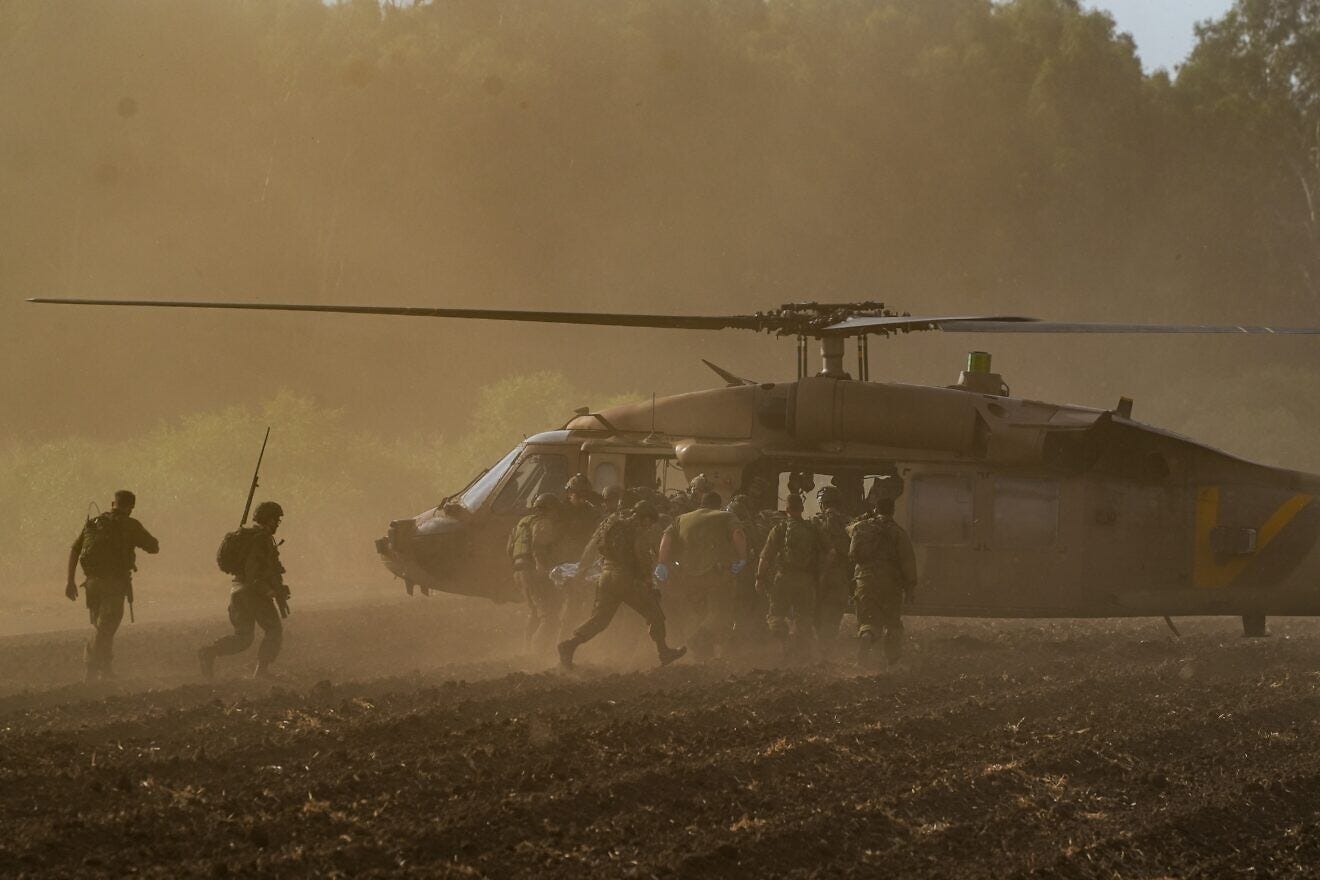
[812,486,854,645]
[656,491,747,659]
[199,501,290,679]
[757,493,829,654]
[65,489,159,681]
[849,493,917,665]
[506,493,564,654]
[557,501,686,669]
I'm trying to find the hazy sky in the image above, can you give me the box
[1087,0,1236,71]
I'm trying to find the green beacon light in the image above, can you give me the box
[967,351,992,375]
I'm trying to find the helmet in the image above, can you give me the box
[630,500,659,521]
[785,493,804,512]
[531,493,561,512]
[816,485,842,506]
[564,474,594,495]
[253,500,284,524]
[688,474,711,495]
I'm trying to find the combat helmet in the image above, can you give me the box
[564,474,594,496]
[253,500,284,524]
[531,493,561,512]
[816,485,843,506]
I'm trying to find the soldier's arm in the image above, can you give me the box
[65,532,84,597]
[756,524,782,582]
[243,535,280,596]
[657,525,676,566]
[131,520,160,555]
[576,521,606,571]
[732,526,748,563]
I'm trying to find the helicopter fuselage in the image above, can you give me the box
[377,375,1320,620]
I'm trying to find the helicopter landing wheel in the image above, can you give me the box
[1241,613,1269,638]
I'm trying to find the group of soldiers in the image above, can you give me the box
[65,490,290,682]
[508,471,918,671]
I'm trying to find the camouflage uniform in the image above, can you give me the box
[758,514,828,646]
[849,511,918,663]
[68,511,159,678]
[666,507,741,659]
[812,507,853,641]
[561,509,681,665]
[206,528,288,669]
[508,509,563,652]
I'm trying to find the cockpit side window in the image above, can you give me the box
[492,452,573,515]
[460,447,521,511]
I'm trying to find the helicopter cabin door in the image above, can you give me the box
[977,473,1070,614]
[900,468,985,614]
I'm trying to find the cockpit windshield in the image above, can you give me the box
[458,446,521,511]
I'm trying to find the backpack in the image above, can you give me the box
[849,515,894,567]
[79,513,127,577]
[217,526,261,576]
[779,518,820,572]
[598,514,639,568]
[508,515,537,562]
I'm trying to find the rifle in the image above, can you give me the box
[240,427,271,528]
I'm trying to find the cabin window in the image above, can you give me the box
[591,461,621,491]
[458,446,522,511]
[993,477,1060,548]
[492,452,573,515]
[911,474,974,545]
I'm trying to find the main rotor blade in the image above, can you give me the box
[821,315,1038,334]
[27,298,766,331]
[940,320,1320,334]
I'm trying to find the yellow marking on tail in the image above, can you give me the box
[1194,488,1314,589]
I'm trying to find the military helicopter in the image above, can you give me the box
[30,297,1320,636]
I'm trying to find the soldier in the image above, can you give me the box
[198,501,290,679]
[65,489,159,682]
[656,491,747,659]
[560,474,604,562]
[726,494,769,643]
[849,493,918,665]
[757,493,829,654]
[668,473,712,517]
[503,492,564,654]
[812,486,854,646]
[557,501,687,669]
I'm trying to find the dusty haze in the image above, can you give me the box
[3,0,1319,626]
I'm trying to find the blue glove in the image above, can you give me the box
[730,559,747,575]
[653,563,670,583]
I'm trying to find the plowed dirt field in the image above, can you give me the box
[3,599,1320,878]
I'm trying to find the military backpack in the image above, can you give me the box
[216,526,262,576]
[597,513,640,570]
[778,517,820,572]
[79,513,127,577]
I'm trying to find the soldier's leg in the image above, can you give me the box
[853,577,880,666]
[815,572,848,643]
[208,593,258,657]
[528,574,563,653]
[878,585,905,664]
[692,573,736,659]
[88,580,126,677]
[765,574,793,643]
[791,574,818,649]
[253,597,284,671]
[569,575,625,646]
[515,571,542,646]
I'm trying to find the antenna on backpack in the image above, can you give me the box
[239,427,271,528]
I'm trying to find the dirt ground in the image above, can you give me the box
[3,599,1320,879]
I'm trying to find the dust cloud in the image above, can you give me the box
[3,0,1319,627]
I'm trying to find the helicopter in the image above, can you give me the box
[30,297,1320,636]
